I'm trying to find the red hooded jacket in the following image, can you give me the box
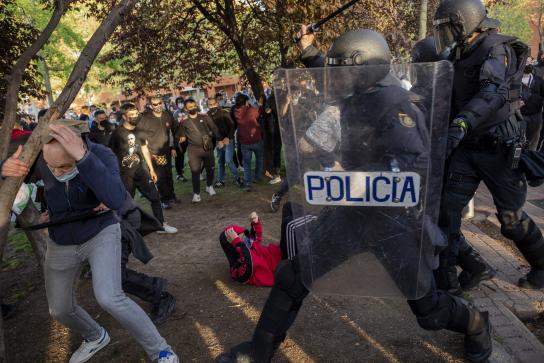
[223,220,281,287]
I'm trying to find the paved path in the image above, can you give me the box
[461,184,544,362]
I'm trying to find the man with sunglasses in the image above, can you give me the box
[139,96,178,209]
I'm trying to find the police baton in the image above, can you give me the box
[293,0,362,43]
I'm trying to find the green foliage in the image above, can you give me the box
[489,0,533,44]
[9,0,120,97]
[9,231,33,253]
[0,0,44,117]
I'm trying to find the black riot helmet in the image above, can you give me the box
[433,0,500,54]
[326,29,391,67]
[325,29,391,90]
[411,37,441,63]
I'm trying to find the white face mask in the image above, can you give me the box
[522,74,532,86]
[52,167,79,183]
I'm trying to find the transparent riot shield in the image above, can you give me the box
[273,61,453,299]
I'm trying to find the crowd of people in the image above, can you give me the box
[3,0,544,362]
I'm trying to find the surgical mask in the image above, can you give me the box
[53,167,79,183]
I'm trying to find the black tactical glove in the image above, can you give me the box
[446,118,469,157]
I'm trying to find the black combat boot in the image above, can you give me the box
[445,296,492,363]
[436,254,463,296]
[457,246,496,290]
[464,309,492,363]
[507,214,544,289]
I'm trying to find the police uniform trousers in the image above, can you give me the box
[441,144,544,272]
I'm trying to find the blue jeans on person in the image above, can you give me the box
[216,140,238,183]
[241,141,264,187]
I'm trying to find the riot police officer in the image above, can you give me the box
[411,37,496,295]
[216,27,492,363]
[433,0,544,290]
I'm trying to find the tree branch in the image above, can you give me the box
[0,0,71,161]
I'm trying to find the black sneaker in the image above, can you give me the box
[151,292,176,325]
[235,177,243,187]
[161,202,172,210]
[270,193,281,213]
[214,181,225,188]
[175,175,186,182]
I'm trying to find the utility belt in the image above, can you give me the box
[461,109,524,169]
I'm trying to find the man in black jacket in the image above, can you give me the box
[138,96,178,209]
[521,64,544,150]
[208,97,240,187]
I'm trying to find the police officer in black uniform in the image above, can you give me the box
[433,0,544,290]
[411,37,496,295]
[216,27,492,363]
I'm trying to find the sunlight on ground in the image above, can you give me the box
[214,280,314,362]
[46,320,71,362]
[311,296,401,363]
[193,319,225,358]
[419,339,458,362]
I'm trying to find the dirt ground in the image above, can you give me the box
[1,179,466,363]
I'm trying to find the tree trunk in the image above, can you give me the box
[0,1,136,360]
[16,202,47,270]
[418,0,429,40]
[38,54,54,107]
[234,43,264,99]
[0,0,71,161]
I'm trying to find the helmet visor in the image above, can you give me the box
[433,18,456,55]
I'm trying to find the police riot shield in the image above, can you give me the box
[273,61,453,299]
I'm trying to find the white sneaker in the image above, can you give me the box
[158,223,178,234]
[69,327,110,363]
[206,186,216,196]
[158,350,179,363]
[269,176,282,185]
[192,194,201,203]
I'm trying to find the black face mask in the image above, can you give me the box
[127,116,139,126]
[187,109,198,115]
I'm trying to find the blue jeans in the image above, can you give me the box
[241,141,264,187]
[216,141,238,182]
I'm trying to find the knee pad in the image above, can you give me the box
[498,209,529,241]
[409,291,468,332]
[274,259,309,303]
